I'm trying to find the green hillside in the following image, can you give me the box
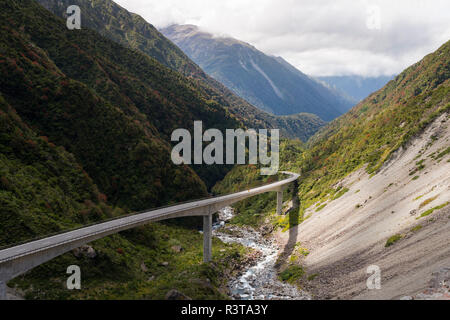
[215,40,450,228]
[36,0,325,141]
[0,0,250,299]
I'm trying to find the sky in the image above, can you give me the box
[114,0,450,77]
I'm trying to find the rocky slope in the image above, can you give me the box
[276,113,450,299]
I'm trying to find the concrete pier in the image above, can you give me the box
[277,190,283,215]
[0,281,6,300]
[203,214,212,262]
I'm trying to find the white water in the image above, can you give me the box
[213,207,311,300]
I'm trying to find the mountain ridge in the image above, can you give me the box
[36,0,325,141]
[161,24,354,121]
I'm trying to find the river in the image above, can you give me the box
[212,207,311,300]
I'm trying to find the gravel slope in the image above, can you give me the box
[276,113,450,299]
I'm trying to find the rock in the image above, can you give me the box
[220,249,226,252]
[171,245,183,253]
[408,267,450,300]
[140,262,148,272]
[147,276,155,282]
[165,289,191,300]
[429,267,450,289]
[189,279,215,291]
[260,224,274,236]
[72,245,96,259]
[400,296,413,300]
[161,261,169,267]
[410,209,417,215]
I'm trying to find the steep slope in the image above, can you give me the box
[276,112,450,299]
[0,0,250,300]
[161,24,353,121]
[0,0,210,212]
[214,39,450,299]
[0,93,106,245]
[36,0,324,141]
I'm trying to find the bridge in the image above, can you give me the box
[0,171,299,300]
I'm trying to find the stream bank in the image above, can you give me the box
[213,207,311,300]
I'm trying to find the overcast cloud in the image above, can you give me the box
[114,0,450,77]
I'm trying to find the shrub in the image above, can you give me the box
[417,202,449,219]
[279,265,305,283]
[385,234,402,247]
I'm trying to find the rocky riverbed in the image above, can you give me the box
[213,207,311,300]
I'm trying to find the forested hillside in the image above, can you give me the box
[0,0,253,299]
[0,0,215,212]
[36,0,325,140]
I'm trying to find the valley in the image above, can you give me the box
[0,0,449,301]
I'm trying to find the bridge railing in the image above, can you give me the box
[0,171,299,299]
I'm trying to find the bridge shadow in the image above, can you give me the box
[275,180,299,268]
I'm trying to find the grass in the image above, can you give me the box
[10,222,250,300]
[279,265,305,284]
[419,195,438,209]
[289,243,310,262]
[307,273,319,281]
[332,187,349,200]
[385,234,403,247]
[315,203,327,212]
[417,202,449,219]
[410,225,423,232]
[412,175,420,181]
[436,146,450,160]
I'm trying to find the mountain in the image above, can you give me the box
[160,24,354,121]
[214,40,450,298]
[0,0,249,300]
[317,75,395,103]
[0,0,229,214]
[218,39,449,224]
[36,0,325,141]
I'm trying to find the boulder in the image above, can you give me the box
[165,289,191,300]
[171,245,183,253]
[73,245,96,259]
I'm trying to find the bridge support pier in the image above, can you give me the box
[276,190,283,215]
[0,281,6,300]
[203,214,212,263]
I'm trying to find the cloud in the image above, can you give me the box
[114,0,450,77]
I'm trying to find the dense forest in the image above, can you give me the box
[0,0,252,299]
[36,0,327,141]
